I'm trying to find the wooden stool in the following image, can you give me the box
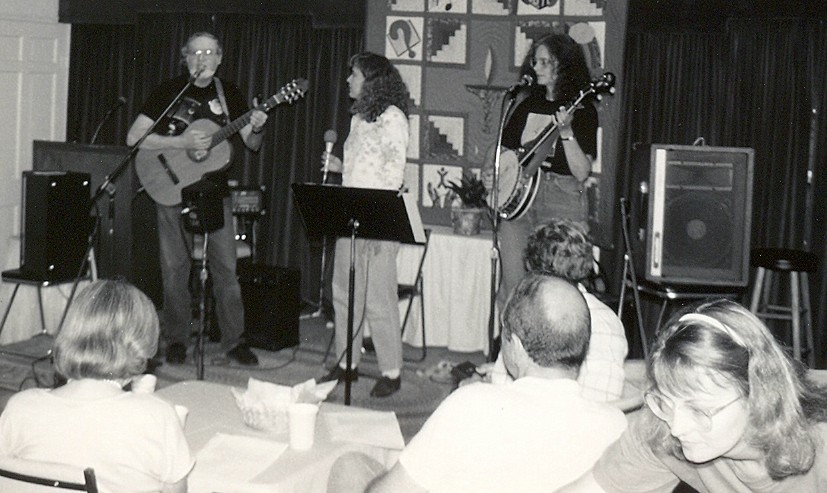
[749,248,818,366]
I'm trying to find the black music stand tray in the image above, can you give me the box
[292,183,426,405]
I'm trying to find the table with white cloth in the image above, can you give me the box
[156,380,405,493]
[394,225,497,354]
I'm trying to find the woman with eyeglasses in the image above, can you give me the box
[557,299,827,492]
[482,32,597,312]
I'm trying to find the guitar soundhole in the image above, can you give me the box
[188,149,210,163]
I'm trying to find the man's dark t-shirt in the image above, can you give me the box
[138,74,249,196]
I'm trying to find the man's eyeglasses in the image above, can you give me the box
[644,390,742,431]
[187,49,218,58]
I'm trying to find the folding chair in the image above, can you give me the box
[0,256,95,341]
[0,455,98,492]
[400,228,431,362]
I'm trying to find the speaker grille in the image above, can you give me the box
[663,191,733,268]
[635,145,754,286]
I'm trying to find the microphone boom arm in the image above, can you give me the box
[92,78,196,207]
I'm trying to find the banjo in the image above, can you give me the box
[489,73,615,221]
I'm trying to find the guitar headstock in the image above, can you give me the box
[280,78,310,103]
[261,78,310,110]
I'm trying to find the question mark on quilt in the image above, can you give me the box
[389,19,417,59]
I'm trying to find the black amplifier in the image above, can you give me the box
[238,262,300,352]
[231,187,265,215]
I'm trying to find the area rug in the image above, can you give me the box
[0,334,57,391]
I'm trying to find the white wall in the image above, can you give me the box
[0,0,70,342]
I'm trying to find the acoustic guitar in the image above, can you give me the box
[136,78,309,206]
[489,73,615,221]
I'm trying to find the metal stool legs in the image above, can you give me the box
[750,266,815,366]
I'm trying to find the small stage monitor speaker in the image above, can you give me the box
[630,144,754,286]
[238,262,300,352]
[20,171,92,281]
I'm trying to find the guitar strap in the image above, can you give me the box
[213,77,230,124]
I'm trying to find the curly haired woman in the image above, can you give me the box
[484,32,597,312]
[320,52,410,398]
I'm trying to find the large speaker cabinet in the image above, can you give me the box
[32,140,162,305]
[20,171,91,281]
[630,144,754,286]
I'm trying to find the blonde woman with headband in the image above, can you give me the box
[558,299,827,492]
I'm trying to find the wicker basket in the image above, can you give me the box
[238,406,288,433]
[231,387,289,433]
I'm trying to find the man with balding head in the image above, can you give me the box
[352,274,627,493]
[490,218,628,401]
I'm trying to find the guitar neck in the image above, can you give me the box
[518,92,591,169]
[203,79,308,149]
[210,110,254,148]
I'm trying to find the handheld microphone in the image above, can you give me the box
[506,74,535,98]
[322,129,337,184]
[90,96,127,144]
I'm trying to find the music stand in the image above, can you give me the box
[292,183,426,405]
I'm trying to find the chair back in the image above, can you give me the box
[398,229,431,296]
[398,229,432,361]
[0,455,97,492]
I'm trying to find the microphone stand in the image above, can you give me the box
[301,157,332,322]
[58,75,200,335]
[90,99,124,145]
[486,89,521,362]
[92,77,198,208]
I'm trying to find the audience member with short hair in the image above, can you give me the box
[559,299,827,492]
[0,280,194,493]
[328,274,627,493]
[490,218,628,402]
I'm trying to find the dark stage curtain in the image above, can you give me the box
[618,19,827,364]
[67,14,363,303]
[67,24,137,145]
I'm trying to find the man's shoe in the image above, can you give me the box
[319,366,358,383]
[227,344,259,366]
[370,376,401,398]
[166,343,187,365]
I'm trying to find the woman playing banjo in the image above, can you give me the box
[483,31,598,311]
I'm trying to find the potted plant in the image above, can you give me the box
[447,172,488,235]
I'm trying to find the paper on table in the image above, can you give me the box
[193,433,288,481]
[324,410,405,450]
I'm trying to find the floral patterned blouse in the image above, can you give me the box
[342,105,408,190]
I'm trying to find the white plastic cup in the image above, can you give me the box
[288,403,319,450]
[131,374,157,393]
[174,405,189,427]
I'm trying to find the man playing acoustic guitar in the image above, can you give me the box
[483,32,599,313]
[127,32,268,366]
